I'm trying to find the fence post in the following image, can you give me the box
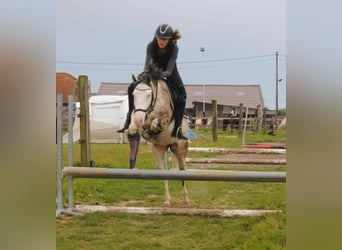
[256,104,263,134]
[79,75,91,167]
[212,100,217,142]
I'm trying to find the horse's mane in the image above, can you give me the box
[149,64,163,80]
[139,64,163,83]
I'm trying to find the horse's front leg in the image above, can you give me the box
[181,180,190,205]
[179,157,190,205]
[150,114,169,132]
[150,144,171,206]
[170,144,190,205]
[163,180,171,207]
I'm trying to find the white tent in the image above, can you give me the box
[63,95,129,143]
[278,117,286,129]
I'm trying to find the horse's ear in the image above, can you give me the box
[132,74,138,82]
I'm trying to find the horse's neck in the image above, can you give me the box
[150,80,173,116]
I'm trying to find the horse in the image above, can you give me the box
[194,117,212,131]
[128,66,190,206]
[222,116,239,132]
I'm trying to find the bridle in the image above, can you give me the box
[132,79,162,139]
[133,80,158,116]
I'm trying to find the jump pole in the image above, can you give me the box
[183,157,286,165]
[67,95,77,212]
[63,167,286,182]
[75,205,281,218]
[188,147,286,154]
[63,167,285,211]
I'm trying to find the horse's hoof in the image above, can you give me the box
[151,118,161,131]
[142,131,151,139]
[164,201,171,207]
[183,199,191,206]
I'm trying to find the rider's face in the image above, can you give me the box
[156,37,169,49]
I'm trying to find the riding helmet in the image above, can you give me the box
[155,24,174,39]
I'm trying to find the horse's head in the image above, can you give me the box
[130,64,166,135]
[131,74,154,128]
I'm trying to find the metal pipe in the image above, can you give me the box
[63,167,286,183]
[68,95,74,167]
[68,176,74,210]
[56,94,64,212]
[242,107,249,144]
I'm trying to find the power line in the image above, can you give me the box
[180,58,274,70]
[56,65,142,71]
[56,54,280,66]
[56,61,142,66]
[179,54,275,64]
[56,57,276,71]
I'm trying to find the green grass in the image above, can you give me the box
[57,212,285,250]
[57,128,286,249]
[64,129,286,168]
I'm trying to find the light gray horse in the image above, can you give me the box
[128,67,189,206]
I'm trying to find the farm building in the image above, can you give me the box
[56,73,277,132]
[56,72,79,104]
[98,82,265,118]
[56,72,79,125]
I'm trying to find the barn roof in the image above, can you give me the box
[98,82,264,109]
[56,72,78,103]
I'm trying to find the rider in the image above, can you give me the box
[117,82,134,133]
[118,24,187,140]
[144,24,187,139]
[116,83,140,169]
[127,131,140,169]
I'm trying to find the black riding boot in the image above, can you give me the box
[172,102,187,140]
[129,160,136,169]
[117,112,131,133]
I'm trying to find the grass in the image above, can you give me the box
[57,212,285,250]
[57,128,286,249]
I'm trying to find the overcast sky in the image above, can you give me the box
[56,0,286,109]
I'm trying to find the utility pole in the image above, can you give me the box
[275,51,278,126]
[200,47,205,116]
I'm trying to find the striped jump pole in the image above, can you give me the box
[188,147,286,154]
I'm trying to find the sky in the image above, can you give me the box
[56,0,286,109]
